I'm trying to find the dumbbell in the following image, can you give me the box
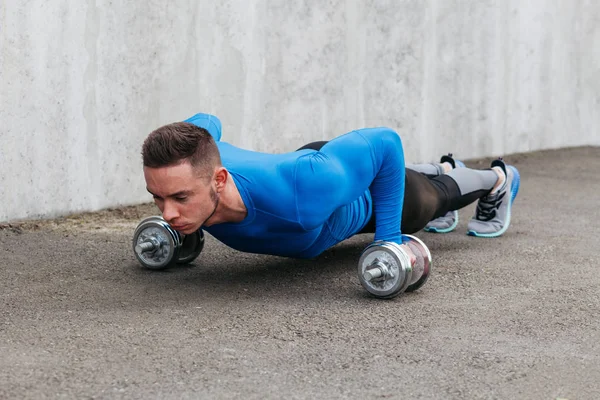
[132,216,205,270]
[357,234,431,299]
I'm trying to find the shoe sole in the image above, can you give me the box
[424,210,459,233]
[467,166,520,238]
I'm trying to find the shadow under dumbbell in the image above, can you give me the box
[128,235,384,301]
[126,231,444,303]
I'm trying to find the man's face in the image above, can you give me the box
[144,161,218,235]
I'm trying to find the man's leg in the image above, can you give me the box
[406,154,466,233]
[407,159,520,236]
[359,165,503,235]
[403,168,502,233]
[405,153,461,177]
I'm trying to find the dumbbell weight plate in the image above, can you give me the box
[177,230,205,264]
[403,234,432,292]
[132,216,181,270]
[358,241,413,299]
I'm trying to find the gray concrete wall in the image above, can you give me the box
[1,0,599,222]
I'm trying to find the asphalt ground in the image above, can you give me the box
[1,147,599,399]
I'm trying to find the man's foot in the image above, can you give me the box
[467,159,520,238]
[424,210,459,233]
[424,154,464,234]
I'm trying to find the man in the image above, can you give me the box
[142,113,520,262]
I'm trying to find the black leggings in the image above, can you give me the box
[296,141,489,234]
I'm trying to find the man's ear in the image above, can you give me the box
[214,167,228,192]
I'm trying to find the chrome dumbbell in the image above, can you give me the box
[132,216,204,270]
[357,234,431,299]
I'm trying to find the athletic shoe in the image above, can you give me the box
[467,159,521,238]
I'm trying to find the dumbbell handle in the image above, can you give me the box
[135,238,160,254]
[363,261,390,281]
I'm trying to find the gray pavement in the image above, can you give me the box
[1,147,600,399]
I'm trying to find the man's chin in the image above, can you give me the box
[171,224,200,235]
[181,226,201,235]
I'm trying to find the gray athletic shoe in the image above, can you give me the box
[424,210,459,233]
[424,154,464,234]
[467,159,521,238]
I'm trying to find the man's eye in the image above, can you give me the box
[175,197,187,202]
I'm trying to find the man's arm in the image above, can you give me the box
[295,127,407,245]
[184,113,222,142]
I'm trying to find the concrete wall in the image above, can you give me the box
[1,0,599,222]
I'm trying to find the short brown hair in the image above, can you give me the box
[142,122,221,173]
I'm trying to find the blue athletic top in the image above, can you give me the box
[184,113,407,259]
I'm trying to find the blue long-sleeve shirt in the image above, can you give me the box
[184,113,407,259]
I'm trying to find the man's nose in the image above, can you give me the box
[162,201,180,223]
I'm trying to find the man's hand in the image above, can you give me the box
[398,243,416,267]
